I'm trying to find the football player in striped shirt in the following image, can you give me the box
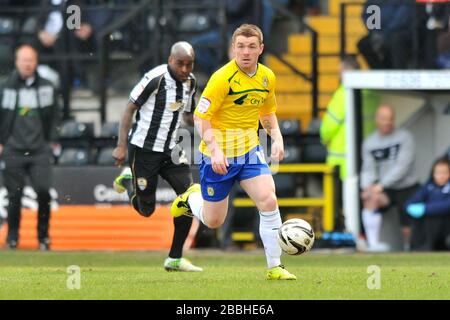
[112,42,202,272]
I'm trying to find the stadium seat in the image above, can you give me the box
[0,16,15,34]
[58,148,91,166]
[301,144,327,163]
[100,122,119,139]
[307,118,322,135]
[273,173,296,197]
[59,121,94,149]
[97,147,118,166]
[60,121,94,139]
[283,145,301,163]
[178,13,210,32]
[279,119,301,136]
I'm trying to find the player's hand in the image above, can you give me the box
[112,145,127,167]
[270,140,284,162]
[211,148,229,175]
[0,144,3,156]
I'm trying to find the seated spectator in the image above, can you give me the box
[435,5,450,68]
[35,0,129,87]
[418,1,450,68]
[357,0,414,69]
[35,0,95,88]
[405,157,450,251]
[360,105,420,252]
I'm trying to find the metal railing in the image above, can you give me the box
[268,0,319,118]
[232,164,337,233]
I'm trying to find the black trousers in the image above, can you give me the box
[2,146,53,243]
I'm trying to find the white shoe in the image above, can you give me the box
[164,257,203,272]
[366,242,391,252]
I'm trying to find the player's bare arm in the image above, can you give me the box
[193,114,229,175]
[260,113,284,162]
[112,101,138,166]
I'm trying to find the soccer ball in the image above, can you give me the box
[278,218,315,255]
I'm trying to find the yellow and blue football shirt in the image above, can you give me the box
[194,59,277,158]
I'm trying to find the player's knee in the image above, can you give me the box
[136,200,155,218]
[204,215,225,229]
[259,192,278,212]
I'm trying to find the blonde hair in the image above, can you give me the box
[232,24,263,44]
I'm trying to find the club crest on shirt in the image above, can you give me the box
[168,100,184,111]
[137,178,147,191]
[262,76,269,88]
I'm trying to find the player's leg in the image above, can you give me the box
[171,154,235,228]
[361,188,390,251]
[128,147,161,217]
[28,148,53,250]
[160,161,202,272]
[239,174,295,280]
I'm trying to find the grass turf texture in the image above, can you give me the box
[0,250,449,300]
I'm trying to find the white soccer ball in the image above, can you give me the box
[278,218,315,255]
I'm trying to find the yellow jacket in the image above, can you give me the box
[320,85,379,180]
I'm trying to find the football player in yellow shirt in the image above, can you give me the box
[171,24,296,280]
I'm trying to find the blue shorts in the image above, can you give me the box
[199,145,271,202]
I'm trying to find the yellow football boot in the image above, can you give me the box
[170,183,201,217]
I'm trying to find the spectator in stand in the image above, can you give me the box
[35,0,130,87]
[405,157,450,251]
[418,1,450,68]
[357,0,414,69]
[35,0,95,88]
[360,105,419,252]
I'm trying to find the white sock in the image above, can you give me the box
[187,191,205,224]
[259,209,282,269]
[362,209,382,247]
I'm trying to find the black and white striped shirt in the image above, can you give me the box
[129,64,196,153]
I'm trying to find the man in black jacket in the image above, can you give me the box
[0,44,60,250]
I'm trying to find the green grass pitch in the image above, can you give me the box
[0,250,449,300]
